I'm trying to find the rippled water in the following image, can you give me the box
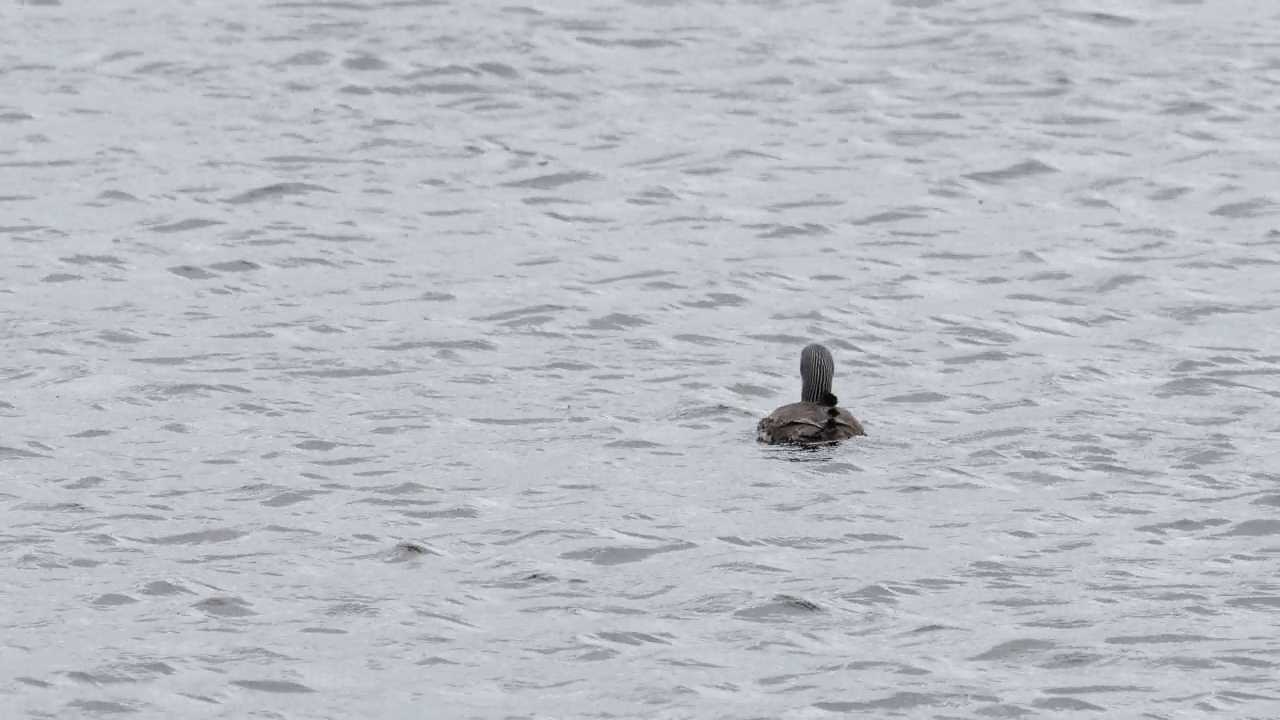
[4,0,1280,717]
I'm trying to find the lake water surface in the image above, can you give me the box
[4,0,1280,717]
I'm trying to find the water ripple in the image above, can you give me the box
[4,0,1280,717]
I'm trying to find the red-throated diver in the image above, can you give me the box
[757,343,865,445]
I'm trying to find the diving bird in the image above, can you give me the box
[757,343,865,445]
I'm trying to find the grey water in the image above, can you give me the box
[3,0,1280,717]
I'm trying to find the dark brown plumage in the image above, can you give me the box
[757,344,865,446]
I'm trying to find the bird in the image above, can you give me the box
[757,343,865,445]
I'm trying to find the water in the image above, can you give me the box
[4,0,1280,717]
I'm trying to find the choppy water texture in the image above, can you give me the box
[4,0,1280,717]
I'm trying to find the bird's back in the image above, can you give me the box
[757,402,865,446]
